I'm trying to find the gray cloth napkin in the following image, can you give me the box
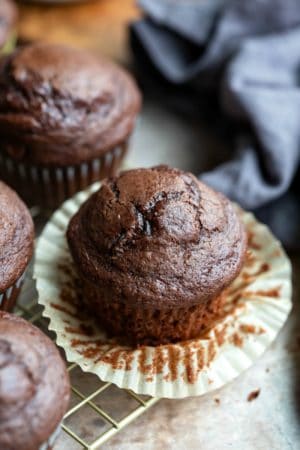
[131,0,300,249]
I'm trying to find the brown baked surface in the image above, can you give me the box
[0,42,141,166]
[68,166,247,308]
[0,181,34,292]
[67,166,246,343]
[0,0,17,49]
[0,311,70,450]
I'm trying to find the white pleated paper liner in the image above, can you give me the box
[34,183,292,398]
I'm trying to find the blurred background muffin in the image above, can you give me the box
[0,0,18,54]
[0,181,34,312]
[0,311,70,450]
[0,42,141,209]
[67,165,247,344]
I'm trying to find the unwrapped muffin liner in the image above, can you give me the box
[0,272,25,312]
[0,143,127,209]
[35,184,292,398]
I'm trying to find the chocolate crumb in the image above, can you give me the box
[239,324,266,335]
[247,389,260,402]
[214,397,220,405]
[247,231,261,250]
[231,332,243,347]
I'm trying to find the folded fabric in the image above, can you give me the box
[130,0,300,248]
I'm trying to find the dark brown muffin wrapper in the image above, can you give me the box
[0,142,128,210]
[0,272,25,312]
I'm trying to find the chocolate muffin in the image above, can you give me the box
[0,181,34,311]
[0,42,141,208]
[67,166,247,345]
[0,311,70,450]
[0,0,17,54]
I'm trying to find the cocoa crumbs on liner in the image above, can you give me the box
[214,325,229,347]
[138,347,152,375]
[243,287,281,299]
[239,324,266,335]
[271,248,281,258]
[244,249,256,267]
[247,231,261,250]
[182,342,198,384]
[242,262,270,281]
[152,346,167,375]
[167,345,181,382]
[247,389,261,402]
[230,332,243,347]
[208,340,217,364]
[196,346,205,372]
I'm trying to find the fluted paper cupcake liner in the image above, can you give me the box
[0,143,127,209]
[0,272,25,312]
[35,184,292,398]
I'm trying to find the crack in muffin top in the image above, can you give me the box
[67,166,247,308]
[0,43,141,165]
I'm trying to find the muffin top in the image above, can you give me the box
[67,166,247,309]
[0,0,17,50]
[0,311,70,450]
[0,42,141,165]
[0,181,34,292]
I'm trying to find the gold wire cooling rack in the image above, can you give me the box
[15,235,159,449]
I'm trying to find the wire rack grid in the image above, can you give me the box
[15,261,159,450]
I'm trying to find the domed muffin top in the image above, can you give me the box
[0,43,141,165]
[67,166,247,309]
[0,311,70,450]
[0,0,17,49]
[0,181,34,292]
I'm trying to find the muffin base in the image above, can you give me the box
[81,280,226,345]
[0,273,25,312]
[0,143,128,209]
